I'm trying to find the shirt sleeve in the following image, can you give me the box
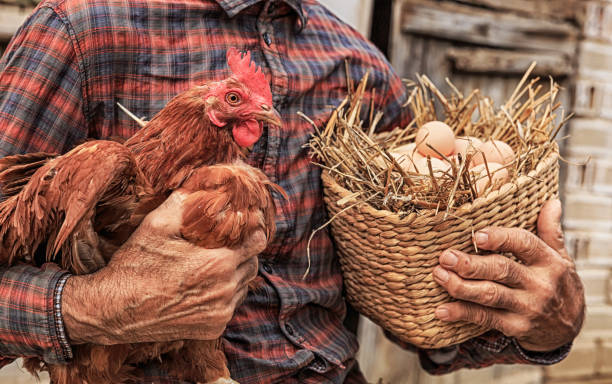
[417,330,572,374]
[385,329,571,374]
[0,264,71,364]
[0,4,88,156]
[0,4,88,365]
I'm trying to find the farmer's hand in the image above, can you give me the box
[62,190,266,345]
[433,199,585,352]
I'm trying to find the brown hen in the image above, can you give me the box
[0,48,282,384]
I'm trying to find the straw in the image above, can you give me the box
[305,63,562,215]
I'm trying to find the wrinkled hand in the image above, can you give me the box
[433,200,585,352]
[63,190,267,345]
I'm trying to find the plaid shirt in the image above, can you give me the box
[0,0,570,382]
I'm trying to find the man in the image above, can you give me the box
[0,0,584,383]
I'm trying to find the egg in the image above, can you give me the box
[372,154,388,169]
[454,136,483,158]
[394,143,417,154]
[389,151,417,172]
[394,143,416,156]
[393,143,424,162]
[415,157,451,176]
[469,162,509,196]
[447,154,460,167]
[472,140,515,167]
[415,121,455,158]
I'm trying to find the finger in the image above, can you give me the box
[439,249,529,287]
[433,267,523,311]
[537,199,569,259]
[238,230,267,263]
[230,285,250,311]
[474,227,552,265]
[142,190,188,236]
[236,257,259,290]
[435,302,530,338]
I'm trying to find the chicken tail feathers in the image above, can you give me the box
[50,143,144,269]
[0,152,56,199]
[0,141,146,273]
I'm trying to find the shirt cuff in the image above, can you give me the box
[511,338,572,365]
[416,330,573,374]
[52,273,73,361]
[473,332,572,365]
[0,263,71,364]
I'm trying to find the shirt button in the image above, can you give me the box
[262,32,272,46]
[285,323,295,336]
[312,357,326,371]
[262,263,273,273]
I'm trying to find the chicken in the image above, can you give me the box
[0,48,282,384]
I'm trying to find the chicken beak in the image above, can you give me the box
[254,105,282,127]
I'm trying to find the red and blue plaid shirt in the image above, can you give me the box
[0,0,570,382]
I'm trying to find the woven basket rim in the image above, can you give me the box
[322,143,559,223]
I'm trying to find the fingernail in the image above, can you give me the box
[434,267,449,283]
[440,250,458,267]
[475,231,489,246]
[436,307,450,320]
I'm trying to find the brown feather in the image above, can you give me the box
[163,340,230,382]
[180,162,278,249]
[125,86,242,193]
[0,152,56,198]
[0,141,149,272]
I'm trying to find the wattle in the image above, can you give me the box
[233,119,263,147]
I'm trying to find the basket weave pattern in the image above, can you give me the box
[324,146,559,349]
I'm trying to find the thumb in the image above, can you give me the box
[141,190,188,236]
[537,199,568,258]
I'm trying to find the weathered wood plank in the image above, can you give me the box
[455,0,581,21]
[400,0,578,56]
[446,47,573,77]
[0,0,40,6]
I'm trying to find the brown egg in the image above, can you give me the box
[412,150,425,162]
[389,151,417,172]
[415,121,455,158]
[394,143,417,153]
[454,136,483,158]
[393,143,424,162]
[448,154,460,167]
[472,140,515,167]
[372,154,388,169]
[394,143,417,157]
[415,157,451,176]
[469,162,509,196]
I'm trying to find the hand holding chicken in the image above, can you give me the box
[63,191,266,345]
[0,49,282,384]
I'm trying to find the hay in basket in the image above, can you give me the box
[305,63,566,349]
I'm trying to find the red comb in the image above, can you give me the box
[227,48,273,105]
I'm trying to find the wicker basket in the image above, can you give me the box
[323,144,559,349]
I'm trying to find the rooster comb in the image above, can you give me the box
[227,48,273,105]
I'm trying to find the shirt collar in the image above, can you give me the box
[215,0,307,30]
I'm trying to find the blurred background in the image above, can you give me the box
[0,0,609,383]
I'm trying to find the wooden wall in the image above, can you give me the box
[389,0,579,106]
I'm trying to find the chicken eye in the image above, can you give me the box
[225,92,242,105]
